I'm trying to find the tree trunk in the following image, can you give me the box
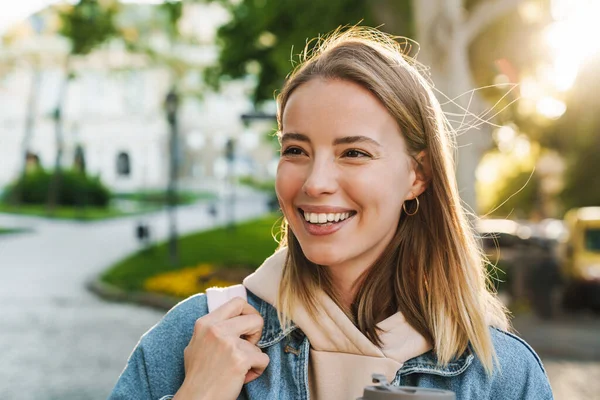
[369,0,526,213]
[47,56,72,214]
[412,0,490,213]
[12,65,42,206]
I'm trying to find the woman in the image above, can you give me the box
[110,27,553,400]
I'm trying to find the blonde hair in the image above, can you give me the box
[274,27,509,374]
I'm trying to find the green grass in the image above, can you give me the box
[0,190,217,221]
[112,190,217,205]
[0,227,25,235]
[238,176,275,194]
[0,203,149,221]
[101,213,283,292]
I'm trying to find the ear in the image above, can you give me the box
[407,150,430,200]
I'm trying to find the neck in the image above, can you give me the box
[325,226,399,311]
[326,264,364,311]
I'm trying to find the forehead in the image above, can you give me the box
[282,78,403,145]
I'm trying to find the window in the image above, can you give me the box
[116,152,131,176]
[584,228,600,252]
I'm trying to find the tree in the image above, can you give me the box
[117,0,196,266]
[49,0,119,212]
[410,0,530,212]
[545,53,600,211]
[206,0,380,103]
[208,0,531,213]
[1,13,50,206]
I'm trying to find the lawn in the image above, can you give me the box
[101,213,283,293]
[0,227,24,235]
[111,189,216,205]
[0,203,145,221]
[0,190,217,221]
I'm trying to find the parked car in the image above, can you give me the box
[477,219,530,265]
[477,218,561,318]
[559,207,600,312]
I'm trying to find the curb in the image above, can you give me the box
[87,277,181,311]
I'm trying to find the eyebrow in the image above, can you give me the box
[281,132,381,147]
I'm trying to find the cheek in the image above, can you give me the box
[343,166,410,212]
[275,163,304,204]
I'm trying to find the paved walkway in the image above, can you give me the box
[0,194,269,399]
[512,312,600,400]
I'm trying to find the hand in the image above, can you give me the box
[173,297,269,400]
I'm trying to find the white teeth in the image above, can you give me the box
[303,211,354,224]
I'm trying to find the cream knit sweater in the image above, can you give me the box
[243,248,432,400]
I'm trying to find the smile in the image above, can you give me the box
[301,210,355,224]
[297,208,357,236]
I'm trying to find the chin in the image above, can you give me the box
[299,242,348,267]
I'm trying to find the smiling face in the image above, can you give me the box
[276,78,424,283]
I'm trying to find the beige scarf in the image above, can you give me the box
[243,248,432,400]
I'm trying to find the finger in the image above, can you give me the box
[244,353,270,384]
[237,340,270,384]
[204,297,260,324]
[219,314,264,345]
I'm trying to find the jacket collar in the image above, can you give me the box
[246,289,474,377]
[247,289,298,347]
[396,347,475,378]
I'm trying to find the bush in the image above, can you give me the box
[238,176,275,194]
[112,190,215,205]
[3,169,111,207]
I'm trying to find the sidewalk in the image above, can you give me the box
[0,194,270,400]
[512,312,600,400]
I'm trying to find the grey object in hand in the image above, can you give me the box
[357,374,456,400]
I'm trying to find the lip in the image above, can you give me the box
[296,208,356,236]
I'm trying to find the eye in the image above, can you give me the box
[343,149,371,158]
[281,146,305,156]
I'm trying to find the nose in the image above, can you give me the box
[302,156,338,197]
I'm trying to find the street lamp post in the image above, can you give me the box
[165,87,180,266]
[239,111,278,212]
[225,138,235,231]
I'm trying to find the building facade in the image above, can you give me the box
[0,2,277,196]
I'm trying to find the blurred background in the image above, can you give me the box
[0,0,598,399]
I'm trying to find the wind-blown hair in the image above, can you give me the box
[274,27,509,374]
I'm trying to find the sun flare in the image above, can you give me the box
[544,0,600,92]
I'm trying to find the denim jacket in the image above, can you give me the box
[109,290,554,400]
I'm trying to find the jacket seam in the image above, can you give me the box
[399,354,474,378]
[491,327,547,374]
[258,325,298,348]
[138,344,155,399]
[251,291,300,348]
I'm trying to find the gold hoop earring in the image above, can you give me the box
[403,196,419,216]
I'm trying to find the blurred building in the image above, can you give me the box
[0,1,278,195]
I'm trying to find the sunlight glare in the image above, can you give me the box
[544,0,600,91]
[493,125,517,153]
[536,96,567,119]
[514,135,531,160]
[475,161,499,185]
